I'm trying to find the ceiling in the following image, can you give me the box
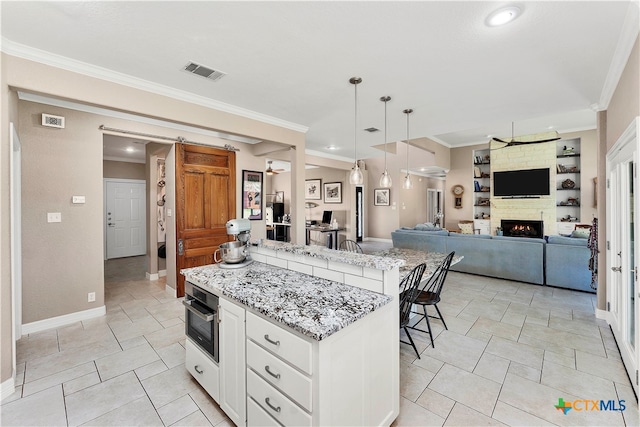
[2,1,637,163]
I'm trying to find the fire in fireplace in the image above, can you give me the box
[501,220,544,238]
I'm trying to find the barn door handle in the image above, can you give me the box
[178,239,184,256]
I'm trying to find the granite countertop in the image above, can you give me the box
[371,247,464,281]
[181,262,392,341]
[255,240,405,271]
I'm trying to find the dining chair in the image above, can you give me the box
[339,239,363,253]
[399,262,427,359]
[409,251,455,348]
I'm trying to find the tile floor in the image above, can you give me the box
[1,250,638,426]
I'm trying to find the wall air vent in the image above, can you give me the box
[183,61,226,82]
[364,127,379,133]
[42,114,65,129]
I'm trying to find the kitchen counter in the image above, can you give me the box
[256,239,405,270]
[371,247,464,281]
[182,261,392,341]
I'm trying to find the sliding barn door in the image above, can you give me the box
[175,143,236,297]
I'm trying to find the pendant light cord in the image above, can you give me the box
[384,97,388,168]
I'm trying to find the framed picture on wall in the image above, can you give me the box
[242,170,263,220]
[323,182,342,204]
[275,191,284,203]
[305,179,321,200]
[374,188,390,206]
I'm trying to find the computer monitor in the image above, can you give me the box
[322,210,332,225]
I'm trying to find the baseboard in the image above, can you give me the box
[1,375,15,401]
[596,308,610,323]
[364,237,392,243]
[166,284,177,297]
[21,306,106,336]
[146,270,167,280]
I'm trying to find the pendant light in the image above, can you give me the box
[379,96,392,188]
[348,77,364,185]
[402,108,413,189]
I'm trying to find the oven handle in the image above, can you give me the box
[183,299,215,322]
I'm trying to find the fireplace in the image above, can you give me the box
[501,220,544,238]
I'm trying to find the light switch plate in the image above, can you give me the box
[72,196,86,204]
[47,212,62,223]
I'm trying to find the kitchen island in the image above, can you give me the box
[182,241,404,427]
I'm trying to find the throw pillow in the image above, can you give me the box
[571,228,590,238]
[459,222,474,234]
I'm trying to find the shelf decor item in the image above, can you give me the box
[562,179,575,189]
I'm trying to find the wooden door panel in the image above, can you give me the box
[176,143,236,297]
[184,172,205,229]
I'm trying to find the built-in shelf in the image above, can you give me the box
[557,154,581,159]
[557,204,581,207]
[557,171,581,174]
[557,188,581,191]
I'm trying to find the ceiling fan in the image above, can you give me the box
[491,122,561,149]
[266,160,285,175]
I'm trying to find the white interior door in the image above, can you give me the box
[105,179,146,259]
[606,117,639,395]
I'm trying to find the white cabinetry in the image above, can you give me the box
[185,339,219,402]
[245,304,396,427]
[219,298,246,427]
[473,148,491,222]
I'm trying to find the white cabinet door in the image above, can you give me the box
[219,298,246,426]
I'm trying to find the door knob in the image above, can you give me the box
[611,266,622,273]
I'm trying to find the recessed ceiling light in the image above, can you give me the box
[326,145,338,150]
[486,6,521,27]
[126,147,135,153]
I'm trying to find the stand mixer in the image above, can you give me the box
[214,218,254,269]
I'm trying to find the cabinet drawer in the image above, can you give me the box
[185,339,219,403]
[247,340,312,411]
[247,396,280,427]
[246,312,313,375]
[247,369,312,427]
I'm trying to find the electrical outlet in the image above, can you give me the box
[47,212,62,223]
[88,292,96,302]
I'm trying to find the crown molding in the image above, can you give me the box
[598,1,640,110]
[2,37,309,134]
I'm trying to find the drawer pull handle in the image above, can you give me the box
[264,334,280,346]
[265,397,281,413]
[194,365,203,374]
[264,365,281,379]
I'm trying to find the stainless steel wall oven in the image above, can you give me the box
[183,281,219,363]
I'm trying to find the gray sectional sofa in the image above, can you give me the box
[391,227,594,293]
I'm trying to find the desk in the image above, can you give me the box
[268,223,290,242]
[372,247,463,282]
[305,226,345,249]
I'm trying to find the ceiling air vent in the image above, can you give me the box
[42,114,65,129]
[183,61,226,82]
[364,127,379,133]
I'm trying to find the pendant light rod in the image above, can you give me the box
[403,108,413,189]
[379,95,392,188]
[349,77,364,185]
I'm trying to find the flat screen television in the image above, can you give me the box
[493,168,550,197]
